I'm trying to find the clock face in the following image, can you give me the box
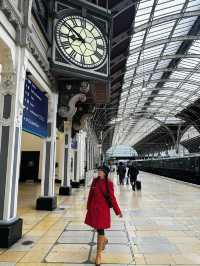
[55,15,107,69]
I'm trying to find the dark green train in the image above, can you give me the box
[135,154,200,184]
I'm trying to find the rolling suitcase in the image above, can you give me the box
[136,180,141,190]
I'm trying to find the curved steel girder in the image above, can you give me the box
[124,67,200,81]
[105,127,161,155]
[129,35,200,55]
[135,139,172,154]
[149,116,176,146]
[134,10,200,34]
[112,0,136,16]
[110,115,177,146]
[114,105,200,143]
[121,86,200,97]
[126,54,200,71]
[102,126,115,145]
[91,113,105,132]
[91,109,112,134]
[94,98,200,144]
[123,77,200,89]
[123,94,200,107]
[178,124,193,143]
[134,106,200,124]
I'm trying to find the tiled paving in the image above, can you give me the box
[1,172,200,265]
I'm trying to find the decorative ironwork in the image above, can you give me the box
[32,0,49,41]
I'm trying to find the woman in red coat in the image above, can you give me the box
[85,166,122,266]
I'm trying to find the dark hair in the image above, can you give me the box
[98,166,109,177]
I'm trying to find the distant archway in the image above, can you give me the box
[106,145,137,159]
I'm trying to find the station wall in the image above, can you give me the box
[21,131,43,179]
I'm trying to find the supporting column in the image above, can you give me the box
[59,122,72,195]
[36,93,58,210]
[71,151,79,188]
[86,138,90,171]
[80,131,86,185]
[89,141,92,170]
[0,49,27,247]
[91,143,94,169]
[71,133,80,188]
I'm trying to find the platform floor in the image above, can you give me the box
[1,172,200,265]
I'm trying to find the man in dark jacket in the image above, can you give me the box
[128,163,139,191]
[117,162,126,185]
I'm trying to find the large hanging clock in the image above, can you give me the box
[55,15,107,70]
[52,0,111,80]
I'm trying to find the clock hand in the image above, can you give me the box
[65,23,85,43]
[68,35,78,41]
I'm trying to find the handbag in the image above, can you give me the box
[97,179,112,208]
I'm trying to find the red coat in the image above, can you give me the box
[85,177,121,229]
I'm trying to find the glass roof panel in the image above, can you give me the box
[143,44,165,58]
[173,91,190,97]
[129,31,145,50]
[163,82,179,88]
[135,0,154,27]
[151,72,163,79]
[156,59,171,69]
[190,73,200,81]
[153,0,185,19]
[170,71,189,79]
[163,41,182,56]
[172,16,197,37]
[136,62,157,73]
[139,0,155,9]
[186,0,200,12]
[188,40,200,54]
[179,57,200,68]
[126,52,140,66]
[146,23,175,43]
[113,0,200,147]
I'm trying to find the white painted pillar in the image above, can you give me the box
[91,143,94,169]
[36,93,58,210]
[71,149,75,182]
[90,141,92,170]
[80,131,86,182]
[76,133,81,183]
[0,46,27,247]
[59,122,72,195]
[86,138,90,171]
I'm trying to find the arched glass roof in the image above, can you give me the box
[113,0,200,147]
[181,125,200,141]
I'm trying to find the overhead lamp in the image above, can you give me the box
[66,84,72,91]
[80,81,90,93]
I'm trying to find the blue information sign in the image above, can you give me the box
[22,79,48,138]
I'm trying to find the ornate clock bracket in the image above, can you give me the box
[58,93,86,120]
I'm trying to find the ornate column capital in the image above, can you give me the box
[0,70,16,94]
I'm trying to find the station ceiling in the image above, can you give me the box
[88,0,136,152]
[110,0,200,154]
[32,0,200,153]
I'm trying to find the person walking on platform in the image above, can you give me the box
[128,162,139,191]
[125,164,129,185]
[117,162,126,185]
[85,166,122,266]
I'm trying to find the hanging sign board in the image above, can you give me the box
[22,79,48,138]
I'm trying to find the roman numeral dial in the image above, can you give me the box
[55,15,107,69]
